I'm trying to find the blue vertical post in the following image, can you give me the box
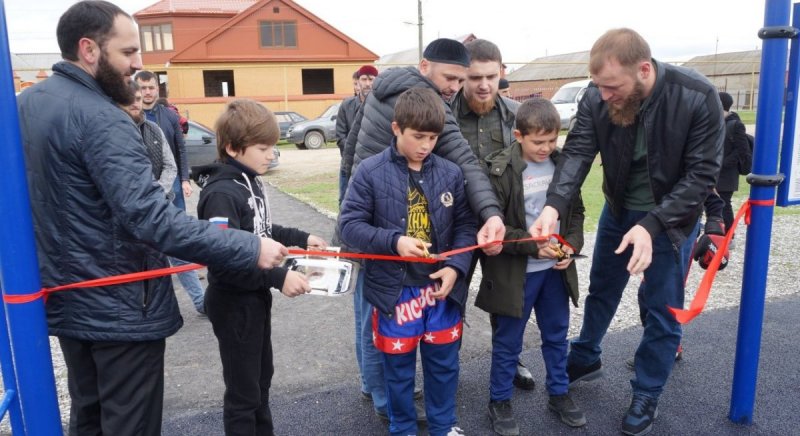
[729,0,791,424]
[0,1,63,435]
[0,282,25,433]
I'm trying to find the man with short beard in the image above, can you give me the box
[16,2,288,434]
[450,39,541,412]
[451,39,519,165]
[136,69,208,316]
[529,28,723,436]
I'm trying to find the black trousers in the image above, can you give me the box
[718,190,735,233]
[58,336,166,436]
[206,287,275,436]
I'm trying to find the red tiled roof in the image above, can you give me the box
[135,0,256,16]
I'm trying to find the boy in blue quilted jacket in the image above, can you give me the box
[340,88,477,436]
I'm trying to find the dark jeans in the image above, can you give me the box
[58,336,166,436]
[206,287,275,436]
[568,205,697,398]
[717,190,735,233]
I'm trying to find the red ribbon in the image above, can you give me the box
[668,198,772,324]
[3,234,568,304]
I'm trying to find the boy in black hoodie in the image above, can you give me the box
[193,99,327,435]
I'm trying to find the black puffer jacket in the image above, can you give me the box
[546,59,724,247]
[341,66,502,222]
[18,62,261,341]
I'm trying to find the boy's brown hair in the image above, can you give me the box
[515,98,560,136]
[214,99,279,161]
[393,88,445,133]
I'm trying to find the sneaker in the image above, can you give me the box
[446,426,466,436]
[360,390,372,401]
[621,394,658,436]
[512,361,535,390]
[548,394,586,427]
[567,359,603,386]
[625,345,684,371]
[488,400,520,436]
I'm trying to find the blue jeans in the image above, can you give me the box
[169,257,206,313]
[568,204,698,398]
[169,177,205,313]
[338,168,349,207]
[636,220,701,325]
[353,271,388,413]
[491,269,569,400]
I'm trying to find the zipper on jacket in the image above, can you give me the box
[641,114,681,262]
[142,264,151,316]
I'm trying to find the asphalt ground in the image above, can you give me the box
[162,184,799,436]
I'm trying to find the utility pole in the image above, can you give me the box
[417,0,423,62]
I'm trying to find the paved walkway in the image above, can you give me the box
[162,185,797,436]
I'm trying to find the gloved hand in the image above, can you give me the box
[704,218,725,236]
[693,233,729,270]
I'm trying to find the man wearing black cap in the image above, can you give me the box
[339,38,506,432]
[499,78,512,98]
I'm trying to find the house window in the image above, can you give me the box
[301,69,334,95]
[140,23,173,52]
[260,21,297,48]
[203,70,235,97]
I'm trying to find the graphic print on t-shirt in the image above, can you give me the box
[407,183,431,244]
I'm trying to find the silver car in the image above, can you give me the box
[286,103,339,150]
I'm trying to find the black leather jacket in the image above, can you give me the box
[546,59,724,246]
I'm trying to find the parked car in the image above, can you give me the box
[185,120,280,173]
[286,103,339,150]
[551,79,591,131]
[274,111,307,139]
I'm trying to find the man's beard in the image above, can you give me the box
[466,93,496,115]
[96,53,135,106]
[608,80,645,127]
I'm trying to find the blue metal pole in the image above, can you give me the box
[729,0,791,424]
[0,1,63,434]
[0,282,25,433]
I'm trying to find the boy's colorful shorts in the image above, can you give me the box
[373,282,462,354]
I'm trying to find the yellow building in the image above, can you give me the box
[135,0,378,126]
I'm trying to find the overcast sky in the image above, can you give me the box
[4,0,771,67]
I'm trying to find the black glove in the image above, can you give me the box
[704,218,725,236]
[692,234,729,270]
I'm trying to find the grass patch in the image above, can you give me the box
[737,110,756,125]
[268,171,339,214]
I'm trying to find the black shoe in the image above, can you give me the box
[567,359,603,387]
[361,390,372,401]
[512,361,535,390]
[376,397,426,425]
[375,408,389,424]
[621,394,658,436]
[548,394,586,427]
[488,400,520,436]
